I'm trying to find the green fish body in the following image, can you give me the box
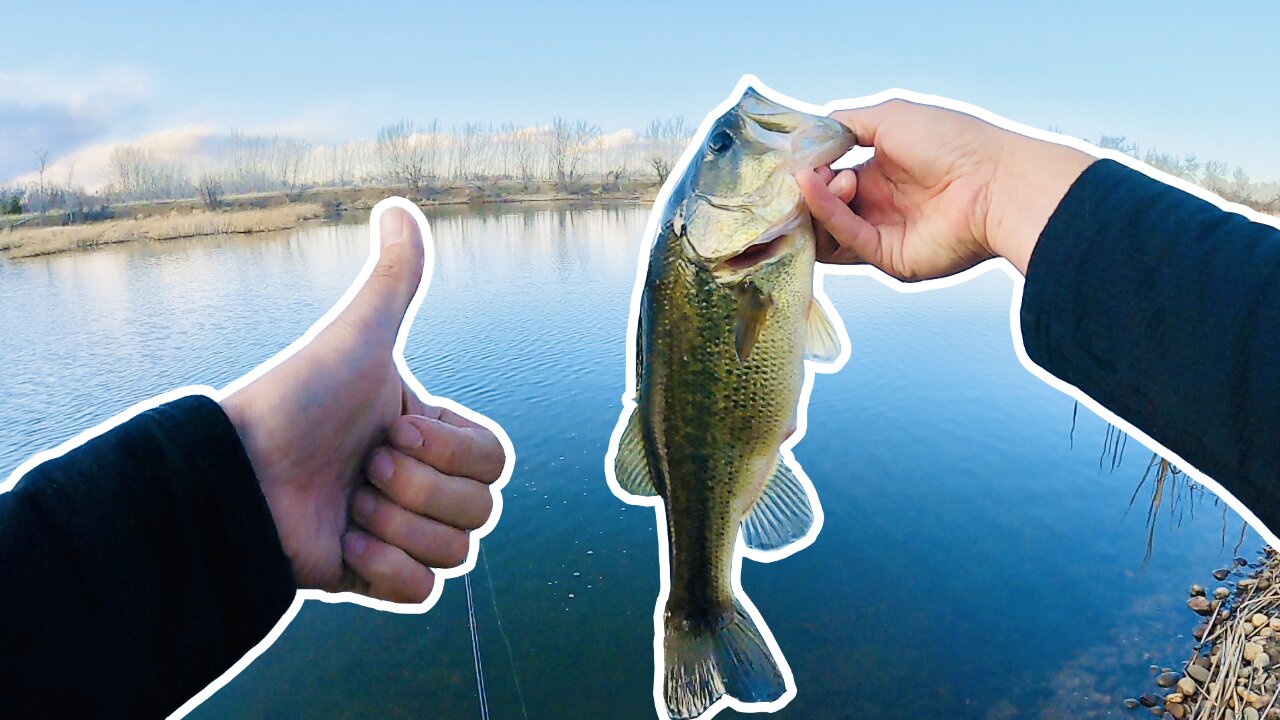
[612,86,853,719]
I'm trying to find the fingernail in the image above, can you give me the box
[344,532,366,557]
[391,420,423,449]
[369,449,395,487]
[380,207,405,246]
[353,491,376,522]
[830,173,851,197]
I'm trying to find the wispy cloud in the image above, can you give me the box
[0,67,150,183]
[7,125,219,192]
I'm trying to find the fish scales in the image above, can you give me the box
[644,223,812,623]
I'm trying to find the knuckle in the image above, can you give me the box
[472,491,495,528]
[367,499,399,538]
[443,531,470,568]
[371,258,401,282]
[414,571,436,602]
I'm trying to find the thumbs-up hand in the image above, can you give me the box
[220,202,507,603]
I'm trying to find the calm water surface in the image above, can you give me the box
[0,204,1257,719]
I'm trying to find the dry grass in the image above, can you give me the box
[1161,550,1280,719]
[0,203,324,259]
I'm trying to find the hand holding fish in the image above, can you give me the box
[221,207,504,603]
[797,99,1095,279]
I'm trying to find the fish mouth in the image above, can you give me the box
[715,202,805,273]
[723,235,787,272]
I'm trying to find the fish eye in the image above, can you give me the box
[707,130,733,154]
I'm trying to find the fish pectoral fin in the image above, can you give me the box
[733,284,773,363]
[741,457,816,552]
[804,299,843,364]
[614,408,659,497]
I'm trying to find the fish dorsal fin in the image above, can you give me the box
[804,299,842,364]
[741,456,814,551]
[615,408,659,497]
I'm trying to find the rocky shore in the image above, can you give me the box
[1128,548,1280,719]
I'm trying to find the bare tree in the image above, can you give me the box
[376,120,435,189]
[1097,135,1139,157]
[269,135,311,193]
[1142,147,1199,182]
[505,124,543,182]
[598,131,637,190]
[1202,160,1229,193]
[645,117,689,184]
[1230,167,1252,202]
[108,145,192,202]
[545,117,600,187]
[198,173,224,209]
[33,148,50,223]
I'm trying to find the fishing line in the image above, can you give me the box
[481,544,531,720]
[464,571,491,720]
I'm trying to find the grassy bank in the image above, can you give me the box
[0,180,660,260]
[0,204,325,259]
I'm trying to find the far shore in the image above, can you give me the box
[0,179,662,260]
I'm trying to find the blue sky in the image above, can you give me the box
[2,0,1277,184]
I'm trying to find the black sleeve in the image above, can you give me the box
[0,394,297,718]
[1021,158,1280,530]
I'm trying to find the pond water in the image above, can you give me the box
[0,203,1258,719]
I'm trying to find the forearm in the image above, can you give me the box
[1020,160,1280,526]
[985,133,1096,275]
[0,395,297,715]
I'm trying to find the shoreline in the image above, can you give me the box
[1130,548,1280,719]
[0,181,662,260]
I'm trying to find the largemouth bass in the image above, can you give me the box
[610,86,855,719]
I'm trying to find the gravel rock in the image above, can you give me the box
[1188,596,1214,615]
[1187,664,1211,683]
[1246,641,1263,663]
[1176,677,1197,695]
[1214,568,1231,581]
[1157,671,1181,687]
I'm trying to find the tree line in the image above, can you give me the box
[0,116,695,215]
[2,122,1276,216]
[1095,134,1267,207]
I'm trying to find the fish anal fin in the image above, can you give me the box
[741,457,815,552]
[615,409,659,497]
[804,299,842,364]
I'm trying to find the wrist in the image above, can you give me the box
[985,134,1096,275]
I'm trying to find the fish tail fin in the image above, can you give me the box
[662,600,787,719]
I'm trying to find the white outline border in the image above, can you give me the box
[603,74,1280,720]
[0,197,517,719]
